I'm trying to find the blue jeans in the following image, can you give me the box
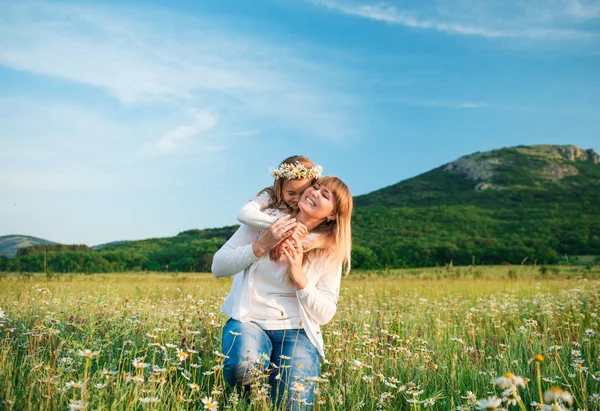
[222,318,320,409]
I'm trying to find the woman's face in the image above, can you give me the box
[282,178,312,208]
[298,182,337,220]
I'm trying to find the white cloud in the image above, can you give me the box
[310,0,598,40]
[398,99,487,109]
[143,110,219,157]
[0,1,355,141]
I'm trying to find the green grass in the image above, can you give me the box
[1,267,599,410]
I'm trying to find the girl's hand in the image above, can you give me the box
[290,222,308,240]
[252,216,296,258]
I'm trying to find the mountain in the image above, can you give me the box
[0,235,59,258]
[351,144,600,267]
[2,144,599,272]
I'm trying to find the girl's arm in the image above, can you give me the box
[212,216,298,278]
[237,191,280,229]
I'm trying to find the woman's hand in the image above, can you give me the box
[282,237,308,289]
[252,215,297,258]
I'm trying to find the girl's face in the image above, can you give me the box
[298,182,337,220]
[282,178,312,208]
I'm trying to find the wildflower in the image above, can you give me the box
[501,385,520,406]
[68,400,86,410]
[476,397,502,410]
[229,391,240,406]
[590,393,600,403]
[188,382,200,391]
[462,391,477,404]
[139,397,159,404]
[212,350,229,359]
[177,349,189,362]
[529,354,544,364]
[422,398,436,407]
[229,330,242,336]
[291,382,307,393]
[64,381,84,389]
[202,396,218,410]
[132,358,150,369]
[543,387,573,405]
[494,373,526,389]
[76,348,100,358]
[540,404,568,411]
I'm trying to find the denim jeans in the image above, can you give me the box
[222,318,320,409]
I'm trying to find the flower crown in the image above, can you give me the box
[269,162,323,180]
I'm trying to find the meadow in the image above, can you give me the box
[0,266,598,410]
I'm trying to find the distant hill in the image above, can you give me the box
[2,144,599,272]
[92,241,128,250]
[351,144,600,267]
[0,235,59,258]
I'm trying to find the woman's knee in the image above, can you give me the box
[221,320,272,386]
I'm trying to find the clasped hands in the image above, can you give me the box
[253,215,307,266]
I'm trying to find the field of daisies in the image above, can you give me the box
[0,265,598,410]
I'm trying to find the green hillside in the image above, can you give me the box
[352,144,600,267]
[0,235,58,258]
[1,144,599,272]
[0,227,238,273]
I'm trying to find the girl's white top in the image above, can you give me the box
[236,191,281,229]
[212,206,342,359]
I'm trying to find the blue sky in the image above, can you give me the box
[1,0,599,245]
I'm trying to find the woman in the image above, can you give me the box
[211,176,352,409]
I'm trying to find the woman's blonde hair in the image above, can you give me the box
[302,176,353,274]
[259,155,318,210]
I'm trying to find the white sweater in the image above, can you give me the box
[211,210,342,359]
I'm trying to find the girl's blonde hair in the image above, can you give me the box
[259,155,318,210]
[301,176,353,274]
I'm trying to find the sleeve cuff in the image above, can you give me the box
[246,243,260,262]
[296,281,316,298]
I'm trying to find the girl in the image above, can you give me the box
[237,155,323,230]
[212,176,353,409]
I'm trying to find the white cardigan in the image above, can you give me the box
[211,212,342,359]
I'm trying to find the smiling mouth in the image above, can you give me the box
[305,196,316,206]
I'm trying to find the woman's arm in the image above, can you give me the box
[296,259,342,325]
[211,224,260,278]
[237,191,279,229]
[282,240,341,325]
